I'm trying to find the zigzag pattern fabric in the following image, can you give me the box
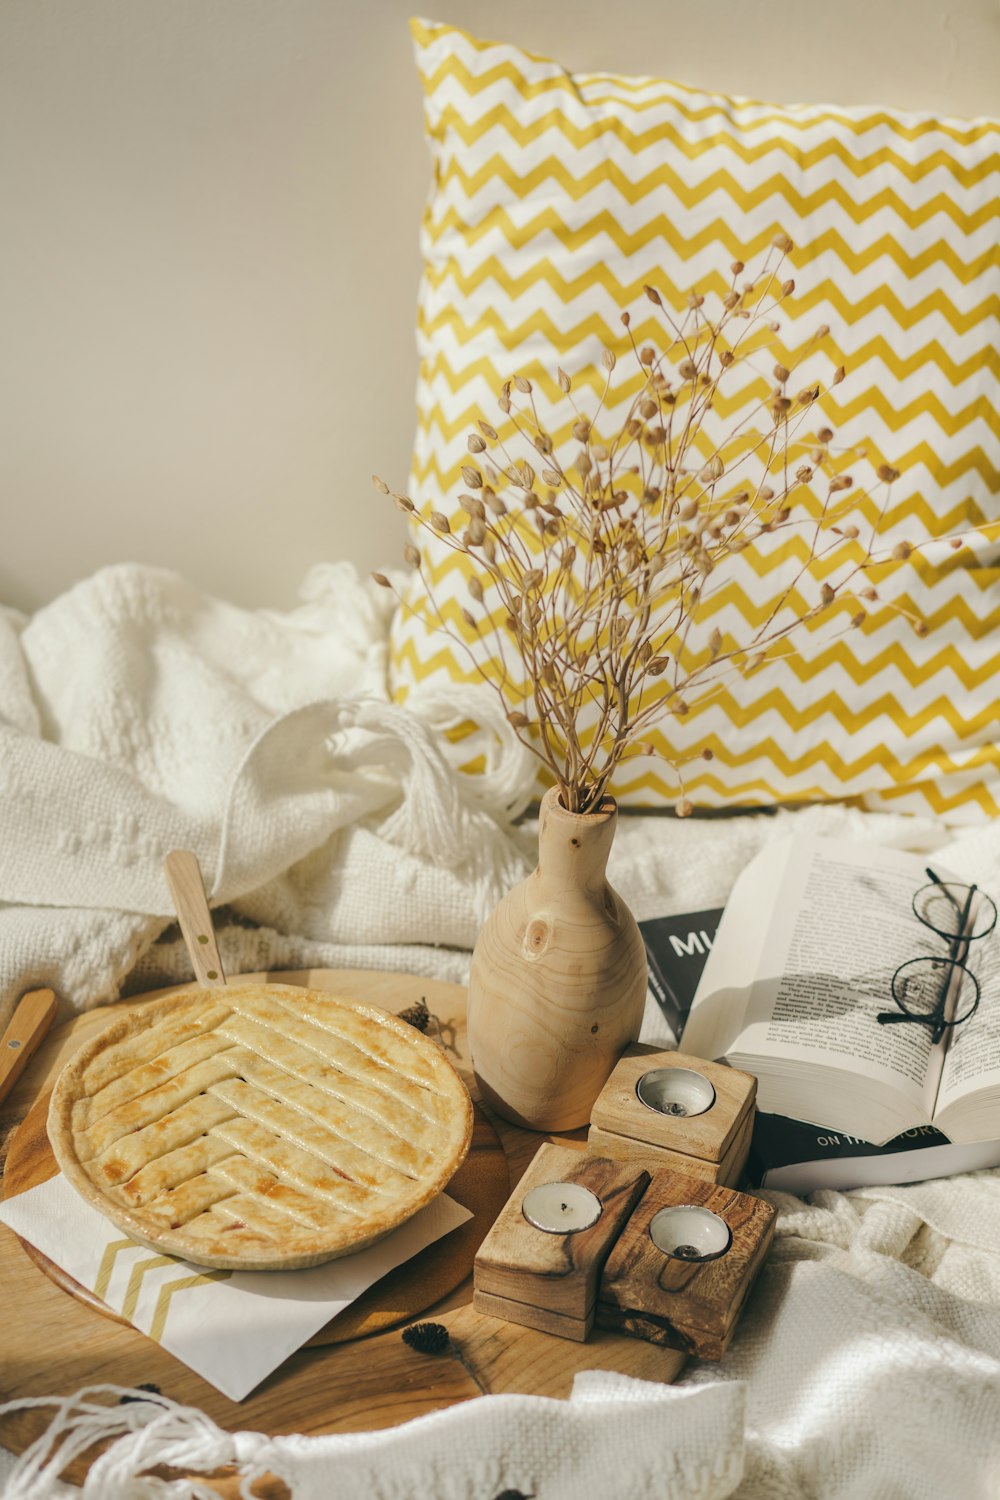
[390,17,1000,822]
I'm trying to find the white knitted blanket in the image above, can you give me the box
[2,562,999,1498]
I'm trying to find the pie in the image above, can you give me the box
[48,982,473,1270]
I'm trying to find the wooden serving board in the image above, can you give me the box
[0,969,684,1495]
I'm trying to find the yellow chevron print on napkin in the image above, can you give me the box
[0,1172,471,1400]
[390,18,1000,823]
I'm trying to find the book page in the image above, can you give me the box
[681,839,793,1063]
[936,923,1000,1108]
[735,838,942,1107]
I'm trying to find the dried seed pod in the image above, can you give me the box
[773,363,790,384]
[557,367,571,392]
[371,475,390,495]
[772,232,794,253]
[403,542,421,569]
[892,541,913,560]
[601,348,616,372]
[644,283,663,305]
[372,572,391,588]
[828,475,854,493]
[514,374,532,393]
[468,434,486,453]
[430,511,451,534]
[709,627,723,656]
[393,494,416,514]
[820,583,836,605]
[478,419,498,441]
[676,797,694,818]
[877,464,901,483]
[507,710,530,729]
[461,466,482,489]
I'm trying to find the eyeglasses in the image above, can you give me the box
[877,869,997,1045]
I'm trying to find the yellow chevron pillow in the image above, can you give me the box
[390,17,1000,823]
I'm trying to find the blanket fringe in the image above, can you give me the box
[0,1385,266,1499]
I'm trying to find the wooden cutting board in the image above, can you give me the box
[0,969,683,1495]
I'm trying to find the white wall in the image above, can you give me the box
[2,0,997,613]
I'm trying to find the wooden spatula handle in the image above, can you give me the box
[0,988,59,1106]
[163,850,227,988]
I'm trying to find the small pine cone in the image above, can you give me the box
[398,1000,430,1034]
[119,1383,162,1405]
[402,1321,451,1355]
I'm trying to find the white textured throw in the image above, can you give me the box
[2,561,1000,1498]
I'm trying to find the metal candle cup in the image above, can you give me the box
[635,1067,716,1119]
[521,1181,603,1234]
[648,1204,732,1261]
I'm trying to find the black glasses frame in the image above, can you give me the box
[877,868,997,1046]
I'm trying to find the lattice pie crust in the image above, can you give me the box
[48,983,473,1270]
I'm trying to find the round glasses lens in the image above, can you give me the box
[914,882,998,941]
[892,957,979,1024]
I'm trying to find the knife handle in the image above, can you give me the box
[163,849,227,988]
[0,988,59,1106]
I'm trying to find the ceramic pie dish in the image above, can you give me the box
[47,981,473,1270]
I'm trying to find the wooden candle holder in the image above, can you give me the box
[587,1044,756,1185]
[473,1143,650,1341]
[595,1168,776,1359]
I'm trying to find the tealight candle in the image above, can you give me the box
[636,1067,716,1119]
[522,1181,602,1234]
[648,1204,731,1261]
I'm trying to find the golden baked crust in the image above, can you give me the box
[48,982,473,1270]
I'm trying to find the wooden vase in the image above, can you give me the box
[467,786,648,1131]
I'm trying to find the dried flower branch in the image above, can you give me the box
[374,239,932,815]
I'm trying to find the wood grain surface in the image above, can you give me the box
[0,968,685,1493]
[474,1143,649,1336]
[590,1044,757,1163]
[597,1169,777,1359]
[467,789,648,1132]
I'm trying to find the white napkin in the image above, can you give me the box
[0,1174,471,1400]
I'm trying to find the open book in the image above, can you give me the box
[682,835,1000,1147]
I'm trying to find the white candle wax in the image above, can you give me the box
[648,1204,731,1261]
[636,1067,716,1118]
[521,1181,602,1234]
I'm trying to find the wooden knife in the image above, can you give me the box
[0,988,59,1107]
